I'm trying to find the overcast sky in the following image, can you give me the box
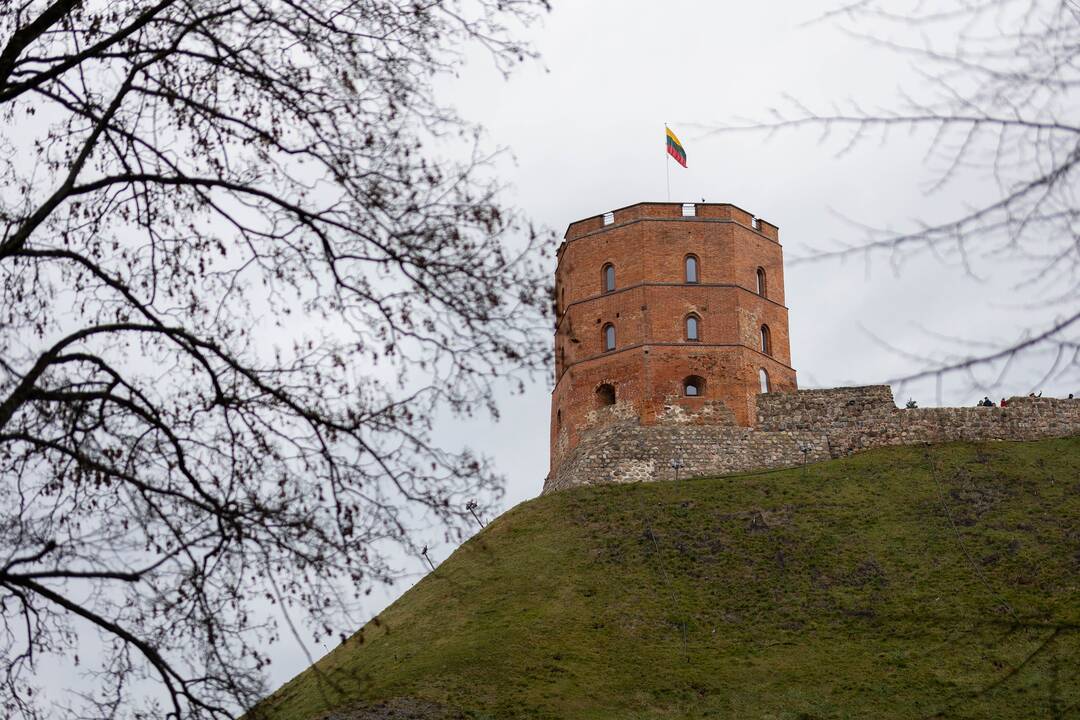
[266,0,1077,688]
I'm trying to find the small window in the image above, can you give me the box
[760,325,772,356]
[596,383,616,406]
[756,267,767,297]
[602,264,615,294]
[603,211,614,226]
[759,368,770,394]
[685,255,699,284]
[681,203,696,217]
[557,409,562,427]
[603,323,616,352]
[685,315,700,341]
[683,375,706,397]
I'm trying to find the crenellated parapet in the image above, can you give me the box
[560,202,779,245]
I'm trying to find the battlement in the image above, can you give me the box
[543,386,1080,493]
[561,202,779,247]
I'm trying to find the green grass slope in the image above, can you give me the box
[258,438,1080,720]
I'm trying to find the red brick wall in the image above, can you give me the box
[551,202,797,471]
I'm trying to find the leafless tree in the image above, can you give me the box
[705,0,1080,395]
[0,1,551,717]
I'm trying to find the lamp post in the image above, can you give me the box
[465,499,484,528]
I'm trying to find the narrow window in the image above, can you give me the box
[596,383,616,406]
[603,323,616,351]
[557,409,562,427]
[602,264,615,294]
[756,267,767,297]
[685,255,699,284]
[760,324,772,356]
[759,368,770,394]
[686,315,700,341]
[683,375,706,397]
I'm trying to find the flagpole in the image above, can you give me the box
[664,122,671,202]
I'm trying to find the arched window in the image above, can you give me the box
[683,375,706,397]
[596,383,616,406]
[602,264,615,293]
[756,267,767,297]
[759,368,770,394]
[760,324,772,356]
[685,255,699,284]
[685,314,700,341]
[603,323,616,351]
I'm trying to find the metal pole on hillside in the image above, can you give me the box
[421,545,436,572]
[465,499,484,528]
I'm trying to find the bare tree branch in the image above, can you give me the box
[698,0,1080,394]
[0,0,552,717]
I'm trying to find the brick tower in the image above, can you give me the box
[550,202,797,472]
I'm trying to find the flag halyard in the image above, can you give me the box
[666,127,687,168]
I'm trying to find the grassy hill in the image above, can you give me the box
[257,438,1080,720]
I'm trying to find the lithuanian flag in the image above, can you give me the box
[666,126,687,168]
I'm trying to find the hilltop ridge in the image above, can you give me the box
[258,437,1080,720]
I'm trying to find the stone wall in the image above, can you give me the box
[543,385,1080,493]
[757,386,1080,455]
[544,420,830,493]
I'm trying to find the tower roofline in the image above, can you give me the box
[563,201,779,244]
